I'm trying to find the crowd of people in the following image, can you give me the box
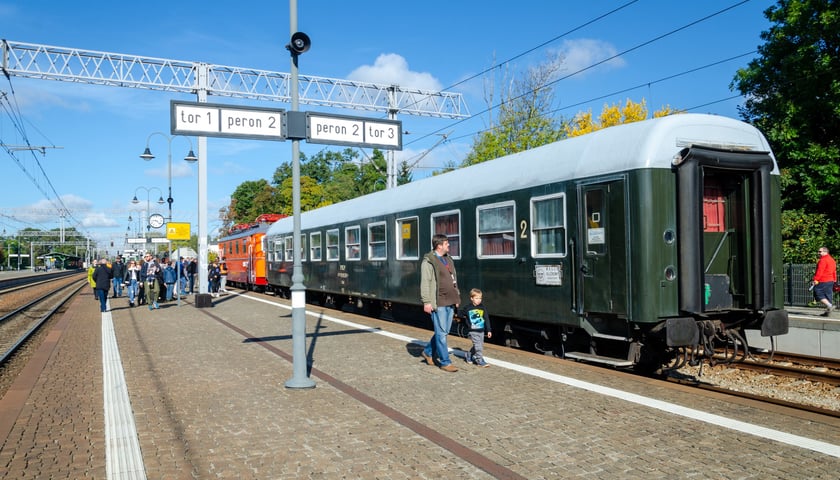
[87,255,226,311]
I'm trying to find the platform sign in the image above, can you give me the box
[171,101,285,141]
[126,238,147,244]
[306,112,402,150]
[171,101,402,150]
[166,222,191,241]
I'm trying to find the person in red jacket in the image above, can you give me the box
[812,246,836,316]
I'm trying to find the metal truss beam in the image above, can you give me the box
[1,40,469,119]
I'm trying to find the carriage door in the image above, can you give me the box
[578,180,628,315]
[247,238,255,284]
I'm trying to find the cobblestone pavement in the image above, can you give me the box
[1,290,839,479]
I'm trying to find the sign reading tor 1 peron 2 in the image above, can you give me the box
[171,101,285,141]
[307,112,402,150]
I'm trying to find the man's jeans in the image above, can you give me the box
[423,305,454,367]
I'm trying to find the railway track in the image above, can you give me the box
[0,270,81,293]
[737,351,840,386]
[0,279,86,366]
[664,349,840,418]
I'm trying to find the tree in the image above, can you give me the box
[227,179,273,226]
[462,53,565,167]
[564,99,679,137]
[780,209,837,263]
[731,0,840,259]
[278,176,329,214]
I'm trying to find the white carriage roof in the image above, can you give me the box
[268,113,775,235]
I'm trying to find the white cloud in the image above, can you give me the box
[348,54,442,91]
[144,162,195,179]
[29,194,93,212]
[554,39,626,77]
[81,211,120,228]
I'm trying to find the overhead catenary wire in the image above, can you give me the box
[0,78,91,238]
[404,0,753,148]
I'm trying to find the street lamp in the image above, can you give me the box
[131,186,164,239]
[127,210,143,238]
[139,132,197,222]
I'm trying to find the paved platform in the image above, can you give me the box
[748,307,840,359]
[1,288,839,479]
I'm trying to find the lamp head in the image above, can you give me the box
[140,147,155,161]
[157,196,165,205]
[184,150,198,163]
[131,196,139,204]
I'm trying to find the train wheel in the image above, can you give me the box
[367,301,382,319]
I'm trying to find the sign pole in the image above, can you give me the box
[285,0,315,389]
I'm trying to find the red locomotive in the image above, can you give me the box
[217,214,284,291]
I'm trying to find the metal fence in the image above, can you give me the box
[784,264,813,306]
[783,263,838,306]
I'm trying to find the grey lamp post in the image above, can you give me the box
[131,186,164,241]
[139,133,197,222]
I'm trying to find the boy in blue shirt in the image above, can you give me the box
[459,288,492,367]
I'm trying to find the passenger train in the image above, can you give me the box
[259,114,789,370]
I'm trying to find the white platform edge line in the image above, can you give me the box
[238,293,840,459]
[101,301,148,480]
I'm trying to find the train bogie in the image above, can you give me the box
[264,114,789,369]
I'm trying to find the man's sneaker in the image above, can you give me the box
[440,364,459,372]
[464,351,472,364]
[476,360,489,368]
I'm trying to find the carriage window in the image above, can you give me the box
[477,202,515,258]
[703,182,726,232]
[397,217,419,260]
[273,239,283,262]
[585,189,606,255]
[326,229,339,261]
[368,222,387,260]
[299,234,307,262]
[345,226,361,260]
[284,236,294,261]
[310,232,322,261]
[432,211,461,258]
[531,194,566,257]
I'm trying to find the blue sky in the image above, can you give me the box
[0,0,775,253]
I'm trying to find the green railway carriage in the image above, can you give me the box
[265,113,789,368]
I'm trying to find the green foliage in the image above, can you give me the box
[225,147,389,230]
[732,0,840,224]
[226,179,273,226]
[781,209,838,264]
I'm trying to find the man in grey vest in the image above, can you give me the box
[419,234,460,372]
